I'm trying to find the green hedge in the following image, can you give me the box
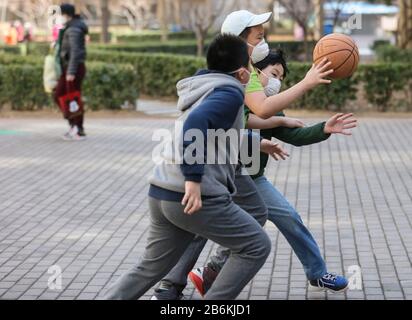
[90,40,315,60]
[88,51,411,111]
[2,39,315,61]
[90,40,202,56]
[374,44,412,63]
[284,63,359,110]
[0,43,51,56]
[0,59,139,111]
[116,31,203,43]
[1,51,411,111]
[0,45,21,55]
[83,62,139,110]
[89,32,113,43]
[359,63,412,111]
[0,64,50,110]
[0,52,41,65]
[284,63,411,111]
[88,50,205,96]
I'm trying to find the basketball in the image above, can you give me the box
[313,33,359,79]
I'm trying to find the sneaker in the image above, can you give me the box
[63,126,86,141]
[150,281,185,300]
[309,272,349,293]
[72,133,86,141]
[188,267,218,297]
[77,127,87,137]
[62,127,75,141]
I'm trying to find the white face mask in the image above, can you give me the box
[264,77,282,96]
[59,15,68,25]
[248,39,269,64]
[229,67,251,87]
[258,69,282,96]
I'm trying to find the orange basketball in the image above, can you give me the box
[313,33,359,79]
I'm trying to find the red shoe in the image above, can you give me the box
[188,267,218,297]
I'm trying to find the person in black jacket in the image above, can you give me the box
[54,3,88,140]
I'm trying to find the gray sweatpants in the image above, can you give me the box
[162,173,268,287]
[103,179,270,300]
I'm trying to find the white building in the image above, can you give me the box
[324,1,399,56]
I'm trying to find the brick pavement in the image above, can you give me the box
[0,115,411,300]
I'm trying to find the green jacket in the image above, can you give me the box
[245,108,331,179]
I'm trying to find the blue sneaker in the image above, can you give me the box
[309,273,349,293]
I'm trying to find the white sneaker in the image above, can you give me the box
[72,133,86,141]
[62,127,75,141]
[62,126,86,141]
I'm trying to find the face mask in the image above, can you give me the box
[248,39,269,64]
[258,69,282,96]
[265,77,282,96]
[59,15,68,25]
[229,67,251,87]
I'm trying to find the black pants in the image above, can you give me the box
[54,63,86,131]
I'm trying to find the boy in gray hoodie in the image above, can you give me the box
[103,34,272,300]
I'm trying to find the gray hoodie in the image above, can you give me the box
[149,70,246,197]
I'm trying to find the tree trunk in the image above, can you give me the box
[157,0,168,42]
[196,30,205,57]
[314,0,324,40]
[397,0,412,49]
[267,1,276,35]
[173,0,182,27]
[100,0,110,43]
[0,0,8,23]
[302,25,309,61]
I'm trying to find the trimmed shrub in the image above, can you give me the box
[0,45,21,55]
[116,31,203,43]
[89,40,316,61]
[374,44,412,63]
[83,62,139,110]
[0,43,51,56]
[358,63,412,111]
[1,51,411,111]
[0,53,42,65]
[89,32,113,43]
[87,50,205,96]
[90,40,202,56]
[0,64,50,110]
[0,58,139,111]
[285,63,359,111]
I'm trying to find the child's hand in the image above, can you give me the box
[324,113,358,135]
[303,58,333,89]
[182,181,202,215]
[260,139,290,161]
[282,117,305,128]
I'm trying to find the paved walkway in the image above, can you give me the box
[0,115,411,300]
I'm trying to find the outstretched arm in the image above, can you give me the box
[324,113,358,135]
[245,58,333,119]
[271,113,358,147]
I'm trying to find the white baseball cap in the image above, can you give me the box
[221,10,272,36]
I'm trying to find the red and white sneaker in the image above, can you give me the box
[62,127,75,141]
[188,267,218,297]
[62,126,86,141]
